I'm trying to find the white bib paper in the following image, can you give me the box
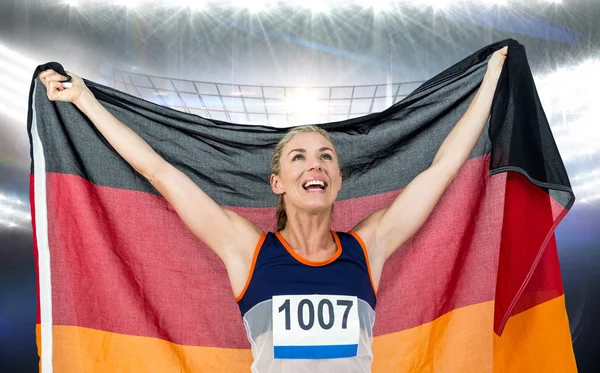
[272,294,360,359]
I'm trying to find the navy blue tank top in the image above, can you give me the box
[236,231,377,373]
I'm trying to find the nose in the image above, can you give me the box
[307,159,323,172]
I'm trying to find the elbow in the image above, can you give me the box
[142,160,168,185]
[442,169,458,186]
[431,159,459,184]
[139,165,155,184]
[448,171,458,184]
[446,167,459,184]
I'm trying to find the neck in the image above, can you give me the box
[279,206,335,258]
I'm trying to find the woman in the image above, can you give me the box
[38,46,507,373]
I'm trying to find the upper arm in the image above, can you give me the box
[149,160,262,264]
[353,161,456,264]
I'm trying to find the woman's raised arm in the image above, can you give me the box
[38,70,262,296]
[352,47,508,289]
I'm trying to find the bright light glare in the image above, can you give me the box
[579,193,600,204]
[572,168,600,182]
[577,178,600,193]
[537,59,600,162]
[535,58,599,206]
[0,102,26,123]
[119,0,140,9]
[189,1,206,11]
[0,44,37,68]
[2,65,33,90]
[422,0,449,10]
[48,0,559,11]
[0,88,28,110]
[0,45,36,123]
[0,219,18,228]
[0,197,31,229]
[234,0,270,13]
[0,74,30,99]
[286,89,327,125]
[304,0,330,13]
[372,0,392,12]
[171,0,206,10]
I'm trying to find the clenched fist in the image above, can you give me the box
[485,46,508,81]
[38,69,92,105]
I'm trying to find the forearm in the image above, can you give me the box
[75,91,164,181]
[432,71,499,172]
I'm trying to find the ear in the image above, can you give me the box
[270,173,285,195]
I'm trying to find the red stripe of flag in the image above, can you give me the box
[45,155,565,347]
[494,172,567,334]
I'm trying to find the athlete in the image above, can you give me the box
[38,46,507,372]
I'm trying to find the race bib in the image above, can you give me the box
[272,294,360,359]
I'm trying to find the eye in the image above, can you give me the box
[321,153,332,160]
[292,154,304,161]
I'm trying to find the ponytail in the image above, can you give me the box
[275,194,287,232]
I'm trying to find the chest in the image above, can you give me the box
[252,254,372,300]
[237,233,377,322]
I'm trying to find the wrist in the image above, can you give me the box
[482,70,501,90]
[74,89,96,110]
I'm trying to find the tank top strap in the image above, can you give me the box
[337,231,377,298]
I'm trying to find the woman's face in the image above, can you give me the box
[271,132,342,213]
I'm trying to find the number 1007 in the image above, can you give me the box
[278,298,353,331]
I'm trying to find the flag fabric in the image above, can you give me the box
[28,39,576,372]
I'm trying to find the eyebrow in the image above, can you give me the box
[287,147,334,156]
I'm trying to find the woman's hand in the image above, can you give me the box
[485,46,508,81]
[38,69,92,106]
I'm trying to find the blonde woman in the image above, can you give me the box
[38,46,506,373]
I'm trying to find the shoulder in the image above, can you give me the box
[334,231,368,257]
[345,227,386,269]
[347,226,375,254]
[333,231,363,248]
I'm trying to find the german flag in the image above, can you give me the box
[28,39,576,372]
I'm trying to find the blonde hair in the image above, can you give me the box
[271,125,336,232]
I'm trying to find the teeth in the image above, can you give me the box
[303,180,325,188]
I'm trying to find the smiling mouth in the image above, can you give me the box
[302,180,327,191]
